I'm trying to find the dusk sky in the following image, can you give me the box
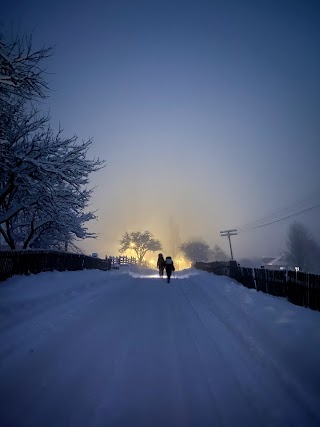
[2,0,320,260]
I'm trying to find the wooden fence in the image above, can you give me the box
[0,250,111,283]
[107,256,138,268]
[194,261,320,311]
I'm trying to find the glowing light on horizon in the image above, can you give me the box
[128,270,199,279]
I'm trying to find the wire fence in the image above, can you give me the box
[194,261,320,311]
[0,250,111,283]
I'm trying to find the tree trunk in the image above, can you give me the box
[0,225,15,249]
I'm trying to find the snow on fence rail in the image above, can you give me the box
[194,261,320,311]
[0,250,111,283]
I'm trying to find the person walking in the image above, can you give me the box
[157,253,165,278]
[165,256,175,283]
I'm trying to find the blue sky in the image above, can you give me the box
[2,0,320,258]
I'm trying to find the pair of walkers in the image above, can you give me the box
[157,253,175,283]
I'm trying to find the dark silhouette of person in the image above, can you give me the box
[165,256,175,283]
[157,253,165,277]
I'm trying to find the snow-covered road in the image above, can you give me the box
[0,268,319,427]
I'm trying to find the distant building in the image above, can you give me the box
[261,256,288,270]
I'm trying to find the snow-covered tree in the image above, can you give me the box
[0,30,105,250]
[0,29,104,249]
[285,222,320,272]
[3,180,97,249]
[0,33,52,101]
[0,33,52,142]
[179,240,210,263]
[119,231,162,265]
[0,108,104,248]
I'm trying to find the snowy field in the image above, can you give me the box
[0,267,319,427]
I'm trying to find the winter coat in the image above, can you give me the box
[157,256,165,269]
[165,257,175,273]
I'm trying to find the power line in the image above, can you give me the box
[236,190,320,232]
[240,202,320,232]
[239,197,319,231]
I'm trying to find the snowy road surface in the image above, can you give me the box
[0,268,320,427]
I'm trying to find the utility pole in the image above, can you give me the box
[220,229,238,260]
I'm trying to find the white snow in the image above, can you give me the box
[0,267,319,427]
